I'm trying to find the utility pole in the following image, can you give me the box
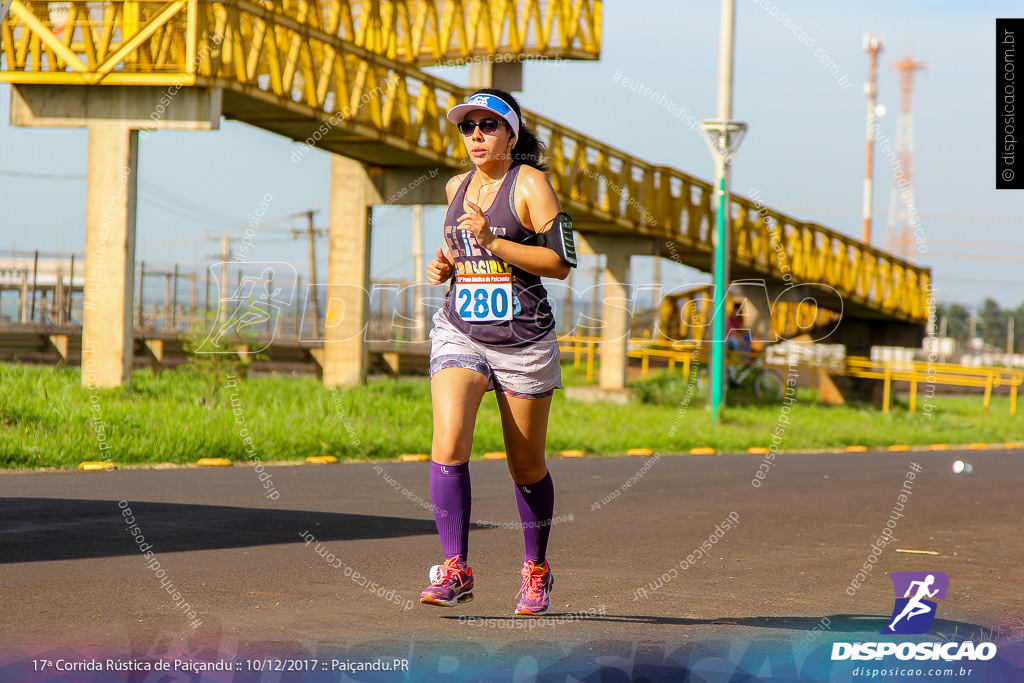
[30,250,38,322]
[67,254,75,322]
[219,235,230,326]
[306,209,322,338]
[702,0,747,423]
[939,315,948,363]
[887,52,926,260]
[862,33,884,245]
[137,261,146,325]
[652,239,662,310]
[204,232,238,328]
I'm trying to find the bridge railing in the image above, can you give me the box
[654,284,842,343]
[0,0,600,78]
[1,0,929,324]
[323,0,603,64]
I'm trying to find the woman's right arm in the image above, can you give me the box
[426,174,466,284]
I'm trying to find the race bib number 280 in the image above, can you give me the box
[455,273,513,322]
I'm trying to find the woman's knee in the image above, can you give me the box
[507,459,548,485]
[431,431,472,465]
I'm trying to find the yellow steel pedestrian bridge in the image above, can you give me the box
[0,0,931,389]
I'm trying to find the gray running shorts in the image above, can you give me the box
[428,308,562,399]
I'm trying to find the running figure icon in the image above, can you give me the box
[887,574,939,630]
[881,571,949,635]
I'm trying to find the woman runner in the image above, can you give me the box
[420,88,576,616]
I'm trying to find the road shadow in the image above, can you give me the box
[0,497,493,563]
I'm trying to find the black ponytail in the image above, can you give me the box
[469,88,550,173]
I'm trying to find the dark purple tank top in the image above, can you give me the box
[442,164,556,347]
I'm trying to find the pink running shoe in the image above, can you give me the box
[420,557,474,607]
[514,559,553,616]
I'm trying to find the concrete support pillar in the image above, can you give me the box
[412,205,427,341]
[577,234,643,391]
[468,63,523,92]
[814,318,924,404]
[324,156,382,388]
[600,248,631,391]
[10,84,220,387]
[731,281,774,347]
[82,122,139,387]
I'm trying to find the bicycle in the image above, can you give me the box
[697,352,785,401]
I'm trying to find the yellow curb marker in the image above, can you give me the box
[846,446,868,452]
[398,453,429,462]
[559,450,585,458]
[306,456,338,464]
[690,447,716,455]
[968,443,988,450]
[929,444,950,450]
[196,458,232,467]
[483,452,507,460]
[888,445,909,451]
[747,447,768,455]
[78,461,115,471]
[627,448,654,456]
[1005,442,1023,449]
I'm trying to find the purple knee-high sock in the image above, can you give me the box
[430,461,471,562]
[514,471,555,564]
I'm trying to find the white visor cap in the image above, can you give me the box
[446,93,520,140]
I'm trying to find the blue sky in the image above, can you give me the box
[0,0,1020,308]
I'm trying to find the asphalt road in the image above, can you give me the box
[1,450,1022,681]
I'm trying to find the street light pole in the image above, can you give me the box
[702,0,747,423]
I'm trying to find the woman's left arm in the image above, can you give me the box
[456,168,571,280]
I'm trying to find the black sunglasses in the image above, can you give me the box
[457,118,505,136]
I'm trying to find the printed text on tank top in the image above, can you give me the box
[447,169,526,278]
[441,163,556,346]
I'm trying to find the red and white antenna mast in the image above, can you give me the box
[887,53,927,260]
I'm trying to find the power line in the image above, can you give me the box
[0,169,86,180]
[138,213,308,251]
[377,254,414,278]
[924,252,1024,263]
[139,182,243,226]
[773,204,1024,223]
[939,275,1024,288]
[139,193,234,229]
[925,240,1024,249]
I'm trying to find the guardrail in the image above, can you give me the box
[0,323,430,376]
[557,334,1022,415]
[844,357,1021,416]
[558,335,705,382]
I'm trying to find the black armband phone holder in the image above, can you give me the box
[537,211,578,267]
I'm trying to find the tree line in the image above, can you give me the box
[935,299,1024,353]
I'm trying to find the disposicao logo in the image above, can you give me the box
[882,571,949,635]
[831,571,997,663]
